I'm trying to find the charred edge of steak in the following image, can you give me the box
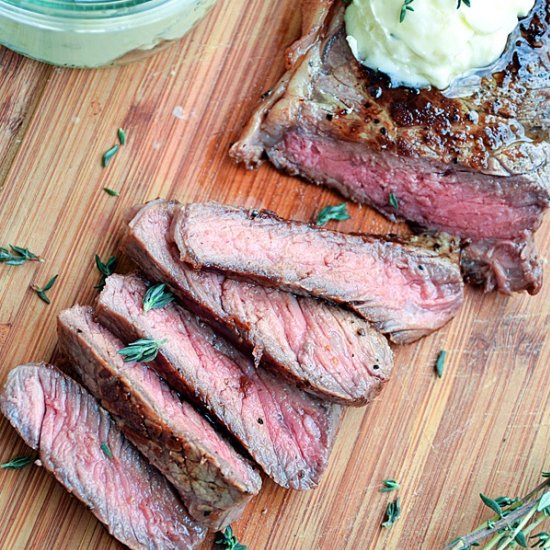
[57,305,262,531]
[122,199,393,406]
[0,363,206,550]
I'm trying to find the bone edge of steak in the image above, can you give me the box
[0,363,206,550]
[57,305,261,531]
[122,199,393,406]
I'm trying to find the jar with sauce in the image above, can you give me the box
[0,0,217,68]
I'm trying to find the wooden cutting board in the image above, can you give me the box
[0,1,548,548]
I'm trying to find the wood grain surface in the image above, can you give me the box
[0,1,548,549]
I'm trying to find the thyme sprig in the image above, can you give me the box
[316,203,351,226]
[31,274,58,304]
[118,338,167,363]
[444,474,550,549]
[143,283,175,312]
[94,255,117,291]
[0,455,36,469]
[215,526,246,550]
[0,245,43,266]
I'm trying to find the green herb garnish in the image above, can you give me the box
[118,128,126,146]
[400,0,471,22]
[480,493,504,518]
[388,192,399,210]
[0,245,43,266]
[100,442,113,459]
[380,479,400,493]
[102,145,119,168]
[382,497,401,528]
[31,274,58,304]
[94,255,117,291]
[215,526,246,550]
[0,455,35,469]
[316,203,351,226]
[435,350,447,379]
[103,188,119,197]
[143,283,175,312]
[118,338,167,363]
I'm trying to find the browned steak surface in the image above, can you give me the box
[171,202,464,344]
[57,305,261,530]
[122,199,393,405]
[96,273,342,490]
[230,0,549,294]
[0,363,206,550]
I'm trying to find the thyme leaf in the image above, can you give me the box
[215,526,246,550]
[0,455,36,469]
[118,128,126,146]
[31,274,58,305]
[380,479,400,493]
[94,255,117,291]
[435,350,447,378]
[480,493,504,518]
[100,442,113,459]
[143,283,175,312]
[118,338,167,363]
[388,192,399,210]
[316,203,351,226]
[103,188,119,197]
[102,145,119,168]
[382,497,401,528]
[400,0,415,22]
[0,245,43,266]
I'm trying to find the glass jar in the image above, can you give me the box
[0,0,218,68]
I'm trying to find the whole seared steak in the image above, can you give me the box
[122,199,393,405]
[0,363,206,550]
[58,305,262,530]
[230,0,549,295]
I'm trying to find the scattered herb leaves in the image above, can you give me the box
[479,493,503,518]
[143,283,175,312]
[0,245,43,266]
[316,203,350,226]
[118,338,167,363]
[0,455,35,469]
[388,192,399,210]
[94,255,117,290]
[100,442,113,459]
[215,526,246,550]
[102,145,119,168]
[400,0,415,22]
[380,479,400,493]
[435,350,447,378]
[118,128,126,146]
[31,274,58,304]
[382,497,401,528]
[103,188,119,197]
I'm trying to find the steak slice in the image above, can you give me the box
[230,0,549,294]
[122,199,392,405]
[171,202,464,343]
[96,273,342,490]
[57,305,262,530]
[0,363,206,550]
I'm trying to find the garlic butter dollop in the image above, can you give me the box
[345,0,535,89]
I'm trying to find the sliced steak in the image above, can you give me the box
[0,363,206,550]
[171,202,464,343]
[57,305,261,530]
[96,273,341,490]
[230,0,549,294]
[122,199,392,405]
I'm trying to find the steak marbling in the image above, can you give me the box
[96,273,341,490]
[171,202,464,343]
[0,363,206,550]
[57,305,262,530]
[122,199,393,405]
[230,0,549,294]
